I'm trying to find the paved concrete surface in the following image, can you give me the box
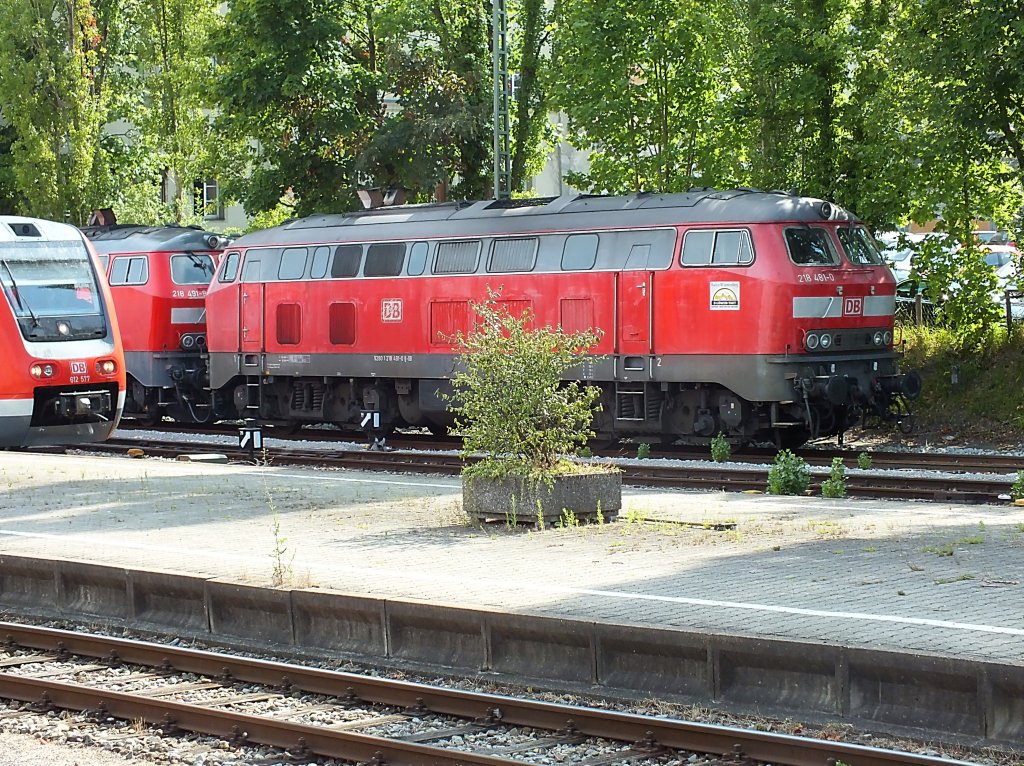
[0,449,1021,665]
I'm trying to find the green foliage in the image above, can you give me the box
[549,0,744,193]
[711,432,731,463]
[1012,472,1024,501]
[210,0,382,217]
[767,450,811,496]
[0,0,126,223]
[636,443,651,460]
[857,451,872,470]
[449,291,603,479]
[821,457,847,499]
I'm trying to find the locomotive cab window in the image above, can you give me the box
[218,251,240,283]
[331,244,362,278]
[837,226,884,266]
[278,247,308,280]
[681,229,754,266]
[561,234,598,271]
[364,243,406,277]
[109,255,149,285]
[785,227,840,266]
[171,253,216,284]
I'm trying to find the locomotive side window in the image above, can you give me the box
[171,253,215,284]
[219,251,240,282]
[109,255,149,285]
[277,303,301,344]
[488,237,538,273]
[561,234,598,271]
[434,240,480,274]
[331,244,362,278]
[785,227,839,266]
[837,226,884,265]
[310,246,331,279]
[407,242,429,276]
[364,243,406,277]
[329,302,356,344]
[279,247,308,280]
[681,229,753,266]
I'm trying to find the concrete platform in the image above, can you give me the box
[0,448,1022,742]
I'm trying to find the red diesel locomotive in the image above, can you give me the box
[202,189,920,446]
[0,216,125,447]
[81,224,227,424]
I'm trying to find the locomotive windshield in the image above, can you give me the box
[0,241,102,319]
[837,226,885,265]
[785,227,840,266]
[171,253,216,284]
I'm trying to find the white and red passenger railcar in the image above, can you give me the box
[81,225,226,423]
[203,189,919,446]
[0,217,125,447]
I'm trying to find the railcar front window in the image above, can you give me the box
[837,226,884,265]
[0,241,102,317]
[785,227,839,266]
[171,253,216,284]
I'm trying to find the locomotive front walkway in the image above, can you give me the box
[0,444,1021,667]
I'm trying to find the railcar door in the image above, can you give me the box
[239,257,264,355]
[615,270,653,360]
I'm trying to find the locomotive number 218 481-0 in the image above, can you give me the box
[797,272,836,283]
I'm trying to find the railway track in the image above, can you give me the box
[0,622,973,766]
[75,436,1015,504]
[114,420,1024,476]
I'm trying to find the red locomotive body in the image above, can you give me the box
[81,225,225,423]
[202,189,918,445]
[0,217,125,447]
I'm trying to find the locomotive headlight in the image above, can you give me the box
[883,330,893,345]
[97,359,117,375]
[805,333,820,350]
[873,331,884,346]
[30,363,55,379]
[181,334,196,350]
[56,321,70,336]
[819,333,833,349]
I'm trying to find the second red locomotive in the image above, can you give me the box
[81,224,227,424]
[199,189,919,446]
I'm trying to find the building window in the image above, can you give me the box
[195,178,224,221]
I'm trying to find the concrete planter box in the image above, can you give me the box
[463,470,621,526]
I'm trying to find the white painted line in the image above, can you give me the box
[0,527,1019,638]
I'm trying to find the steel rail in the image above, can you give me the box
[83,438,1015,503]
[0,622,977,766]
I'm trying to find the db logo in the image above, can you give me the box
[843,297,864,316]
[70,361,87,375]
[381,299,403,323]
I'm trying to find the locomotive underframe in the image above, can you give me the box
[205,349,913,446]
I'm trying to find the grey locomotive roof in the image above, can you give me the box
[231,189,857,248]
[80,224,220,254]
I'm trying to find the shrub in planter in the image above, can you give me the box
[448,291,619,525]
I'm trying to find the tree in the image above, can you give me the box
[508,0,553,193]
[356,0,491,200]
[548,0,743,194]
[0,0,127,223]
[119,0,227,224]
[211,0,381,217]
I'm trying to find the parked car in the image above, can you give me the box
[894,278,935,324]
[974,230,1013,247]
